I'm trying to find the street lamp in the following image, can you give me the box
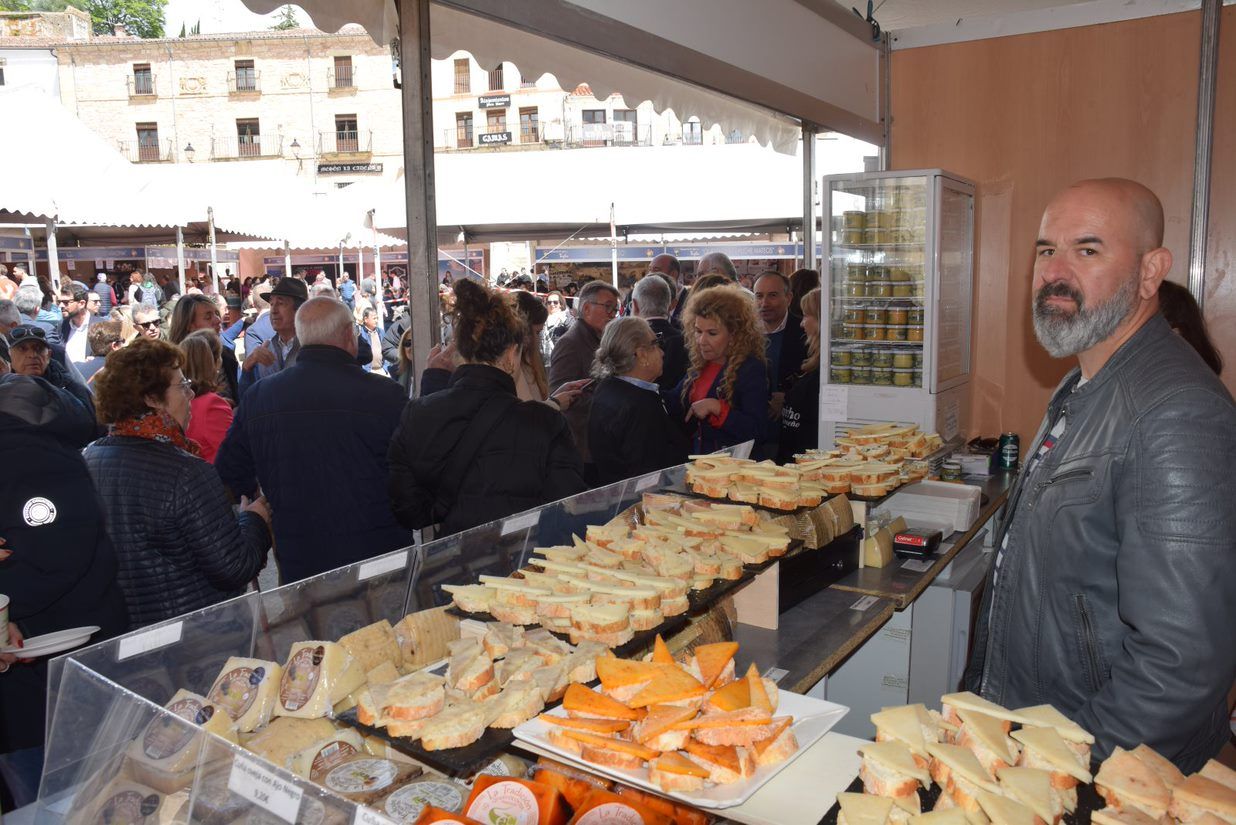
[183,143,195,163]
[290,138,301,158]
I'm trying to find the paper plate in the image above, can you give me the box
[1,626,100,658]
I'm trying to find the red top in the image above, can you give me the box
[689,361,730,428]
[187,392,234,464]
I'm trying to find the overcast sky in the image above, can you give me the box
[165,0,308,35]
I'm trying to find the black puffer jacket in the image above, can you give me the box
[83,434,269,628]
[388,363,586,535]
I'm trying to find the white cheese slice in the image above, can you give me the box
[275,641,366,719]
[206,656,283,733]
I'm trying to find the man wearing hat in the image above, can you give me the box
[238,277,308,398]
[4,323,94,416]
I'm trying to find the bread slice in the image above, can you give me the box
[996,766,1064,825]
[479,575,552,606]
[442,584,495,614]
[659,594,690,617]
[489,603,539,626]
[649,752,709,793]
[485,682,545,729]
[520,628,574,664]
[606,568,689,601]
[383,672,447,721]
[570,602,630,635]
[534,592,590,620]
[418,701,486,751]
[629,608,664,632]
[562,683,640,721]
[530,662,570,704]
[563,641,608,685]
[1167,774,1236,825]
[538,714,630,734]
[532,544,588,562]
[1129,743,1185,789]
[639,546,695,579]
[752,717,798,766]
[860,741,931,796]
[683,739,754,784]
[1095,747,1170,819]
[570,626,635,648]
[836,792,895,825]
[446,639,493,692]
[976,790,1044,825]
[1090,808,1168,825]
[547,726,583,755]
[1013,704,1094,744]
[561,729,657,762]
[1011,726,1092,783]
[589,581,661,611]
[872,704,930,760]
[1201,760,1236,793]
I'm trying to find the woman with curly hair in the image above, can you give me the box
[82,338,271,627]
[668,284,769,453]
[388,279,585,536]
[777,287,821,463]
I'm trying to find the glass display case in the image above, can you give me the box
[31,460,708,823]
[820,170,975,446]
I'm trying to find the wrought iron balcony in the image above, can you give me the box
[210,135,283,160]
[227,70,261,94]
[318,129,372,155]
[327,65,356,90]
[118,139,172,163]
[127,75,155,97]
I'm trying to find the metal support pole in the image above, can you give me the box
[207,206,219,293]
[802,126,817,273]
[176,226,186,294]
[284,239,292,278]
[398,0,440,379]
[1187,0,1220,309]
[44,219,60,291]
[23,227,36,278]
[370,210,384,325]
[338,241,345,283]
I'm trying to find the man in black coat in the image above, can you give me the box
[216,298,413,584]
[754,272,807,461]
[0,372,128,807]
[631,274,688,393]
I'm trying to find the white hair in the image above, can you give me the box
[295,297,354,347]
[632,275,671,318]
[0,299,20,327]
[311,283,339,299]
[13,285,40,316]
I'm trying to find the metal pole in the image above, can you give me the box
[338,241,345,284]
[207,206,220,293]
[23,227,36,280]
[610,203,618,288]
[398,0,441,380]
[44,219,60,292]
[802,126,817,273]
[176,226,186,294]
[1188,0,1220,309]
[370,210,384,325]
[284,239,292,278]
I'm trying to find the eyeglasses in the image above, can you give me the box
[547,300,560,307]
[137,320,161,329]
[589,301,620,315]
[174,377,193,394]
[10,326,47,343]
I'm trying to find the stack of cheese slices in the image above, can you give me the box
[535,636,797,795]
[840,690,1236,825]
[793,422,940,497]
[443,495,790,645]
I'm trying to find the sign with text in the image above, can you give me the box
[228,753,303,822]
[318,162,384,175]
[479,131,512,146]
[478,94,510,109]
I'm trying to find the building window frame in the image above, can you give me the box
[453,58,470,94]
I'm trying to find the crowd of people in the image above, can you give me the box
[2,176,1234,806]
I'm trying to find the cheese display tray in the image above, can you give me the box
[511,690,849,810]
[817,774,1106,824]
[335,706,516,778]
[442,608,690,660]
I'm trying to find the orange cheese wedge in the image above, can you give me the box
[669,708,773,731]
[651,634,675,666]
[634,705,698,743]
[746,663,773,714]
[538,715,631,734]
[563,683,641,721]
[694,642,739,689]
[628,667,705,708]
[752,717,794,756]
[707,678,751,712]
[562,729,659,761]
[683,739,744,773]
[654,751,710,778]
[596,656,666,690]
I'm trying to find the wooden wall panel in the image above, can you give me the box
[1204,5,1236,398]
[888,9,1236,443]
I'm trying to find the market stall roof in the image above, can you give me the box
[238,0,882,147]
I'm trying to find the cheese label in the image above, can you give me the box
[465,781,539,825]
[309,740,360,780]
[478,757,511,777]
[384,780,465,822]
[324,758,400,795]
[142,696,212,760]
[96,790,161,824]
[576,803,645,825]
[208,666,266,721]
[281,645,325,712]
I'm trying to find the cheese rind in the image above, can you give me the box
[127,689,238,776]
[275,641,366,719]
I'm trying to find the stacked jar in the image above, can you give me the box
[841,211,865,245]
[829,345,852,384]
[850,346,872,385]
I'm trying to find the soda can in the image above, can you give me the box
[998,432,1020,470]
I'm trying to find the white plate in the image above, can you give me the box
[0,626,100,658]
[512,689,848,810]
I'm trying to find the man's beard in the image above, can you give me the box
[1032,274,1139,358]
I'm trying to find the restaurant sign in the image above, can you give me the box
[478,94,510,109]
[479,131,512,146]
[317,162,384,175]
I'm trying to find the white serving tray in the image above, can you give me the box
[511,690,848,810]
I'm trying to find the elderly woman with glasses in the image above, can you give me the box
[82,339,272,627]
[587,317,689,486]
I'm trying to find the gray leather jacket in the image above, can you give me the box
[964,315,1236,772]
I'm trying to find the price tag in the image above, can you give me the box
[821,385,849,419]
[901,558,934,572]
[228,753,303,822]
[849,595,879,612]
[358,551,408,582]
[635,472,660,491]
[501,511,539,536]
[117,621,182,660]
[355,809,397,825]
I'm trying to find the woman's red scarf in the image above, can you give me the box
[111,410,201,456]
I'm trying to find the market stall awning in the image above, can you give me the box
[237,0,882,147]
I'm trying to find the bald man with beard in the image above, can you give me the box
[964,179,1236,772]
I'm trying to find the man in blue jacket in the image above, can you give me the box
[216,297,413,584]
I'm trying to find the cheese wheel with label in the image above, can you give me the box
[206,656,283,733]
[126,689,237,776]
[464,776,569,825]
[318,755,420,806]
[67,779,174,825]
[289,727,365,780]
[382,778,469,823]
[275,641,366,719]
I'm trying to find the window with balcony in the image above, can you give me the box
[135,123,160,162]
[582,109,606,147]
[487,64,504,92]
[519,107,539,143]
[332,55,354,89]
[486,108,506,137]
[131,63,153,96]
[613,109,638,144]
[335,114,359,152]
[683,116,702,145]
[237,118,261,157]
[456,112,474,148]
[519,71,536,89]
[233,59,257,93]
[453,58,470,94]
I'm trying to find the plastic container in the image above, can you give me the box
[908,306,925,325]
[892,352,915,369]
[844,281,866,298]
[829,366,852,384]
[913,367,923,386]
[843,305,865,324]
[906,324,924,342]
[850,365,871,385]
[865,306,887,326]
[842,229,863,245]
[871,366,893,386]
[843,210,866,229]
[868,281,892,299]
[892,368,914,387]
[863,324,885,341]
[830,347,852,366]
[891,283,915,298]
[851,347,873,367]
[886,325,909,342]
[886,304,909,326]
[843,322,864,339]
[846,262,868,281]
[872,349,894,368]
[863,227,881,245]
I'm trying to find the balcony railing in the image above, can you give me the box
[519,126,540,143]
[127,75,155,97]
[211,135,283,160]
[327,65,355,89]
[318,129,372,155]
[227,71,260,94]
[118,139,173,163]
